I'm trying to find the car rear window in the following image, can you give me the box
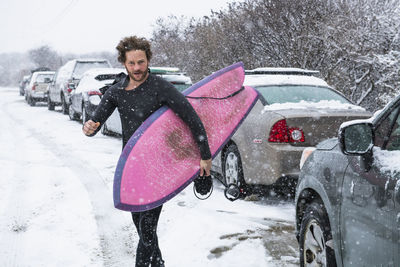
[255,85,351,105]
[73,62,111,79]
[36,74,54,83]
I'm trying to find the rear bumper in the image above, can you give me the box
[241,143,304,185]
[31,92,48,101]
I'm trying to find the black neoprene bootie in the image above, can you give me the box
[194,175,213,196]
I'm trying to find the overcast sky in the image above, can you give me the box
[0,0,237,54]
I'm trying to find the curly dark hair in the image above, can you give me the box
[116,36,152,63]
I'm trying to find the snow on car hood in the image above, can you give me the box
[261,100,366,114]
[373,147,400,176]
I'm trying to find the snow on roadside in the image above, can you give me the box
[0,87,297,267]
[0,90,103,266]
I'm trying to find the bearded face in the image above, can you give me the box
[124,50,149,83]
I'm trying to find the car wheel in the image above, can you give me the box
[29,96,35,106]
[222,143,250,197]
[299,201,337,267]
[101,122,110,135]
[48,96,55,110]
[61,94,69,115]
[82,104,90,124]
[68,104,80,120]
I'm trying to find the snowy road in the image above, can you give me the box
[0,87,299,267]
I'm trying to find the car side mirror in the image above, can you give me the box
[339,122,374,155]
[339,122,374,171]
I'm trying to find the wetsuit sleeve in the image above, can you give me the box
[86,88,117,137]
[158,83,212,160]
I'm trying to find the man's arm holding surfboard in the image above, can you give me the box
[82,81,212,177]
[158,83,212,176]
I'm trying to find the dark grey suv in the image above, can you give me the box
[295,94,400,266]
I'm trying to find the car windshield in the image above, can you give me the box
[73,62,110,79]
[255,85,351,104]
[36,74,54,83]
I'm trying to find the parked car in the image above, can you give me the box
[150,67,192,92]
[24,71,55,106]
[47,59,111,114]
[101,67,192,135]
[19,75,30,96]
[211,67,372,196]
[68,68,125,123]
[295,93,400,266]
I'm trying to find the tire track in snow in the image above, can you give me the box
[0,114,26,267]
[1,94,136,266]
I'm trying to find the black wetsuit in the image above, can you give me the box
[90,72,211,267]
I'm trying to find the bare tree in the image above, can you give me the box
[28,45,62,71]
[150,0,400,110]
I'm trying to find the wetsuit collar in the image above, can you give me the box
[121,72,152,90]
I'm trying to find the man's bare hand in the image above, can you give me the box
[200,159,212,176]
[83,120,100,136]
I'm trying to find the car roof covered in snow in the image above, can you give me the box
[244,67,329,88]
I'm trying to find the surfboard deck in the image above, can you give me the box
[114,62,259,212]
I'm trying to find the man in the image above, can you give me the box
[82,36,212,267]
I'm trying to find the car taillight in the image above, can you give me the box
[66,83,75,93]
[32,85,36,91]
[88,91,102,96]
[268,119,305,143]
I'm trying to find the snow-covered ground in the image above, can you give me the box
[0,87,298,267]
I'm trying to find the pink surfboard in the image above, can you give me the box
[114,62,259,212]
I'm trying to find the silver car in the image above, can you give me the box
[295,93,400,266]
[24,71,55,106]
[212,68,372,196]
[68,68,125,123]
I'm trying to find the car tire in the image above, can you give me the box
[68,104,80,121]
[82,103,90,124]
[48,96,55,111]
[299,201,337,267]
[101,122,110,136]
[222,143,250,197]
[61,94,69,115]
[28,96,35,106]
